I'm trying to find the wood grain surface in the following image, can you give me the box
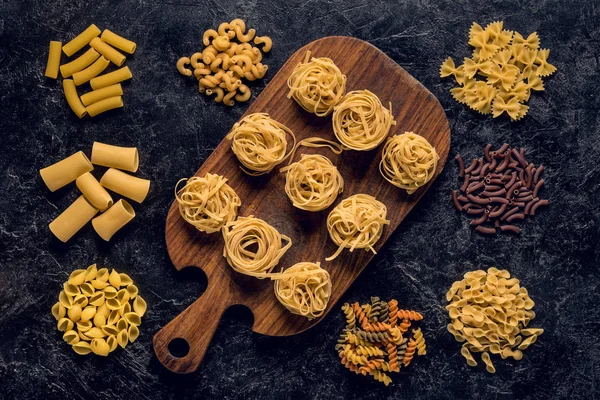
[153,36,450,373]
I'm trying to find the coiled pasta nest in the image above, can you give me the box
[379,132,439,194]
[272,261,331,320]
[226,113,295,176]
[174,173,241,233]
[332,90,396,151]
[280,154,344,212]
[326,194,390,261]
[287,51,347,116]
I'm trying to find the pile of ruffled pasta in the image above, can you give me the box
[440,21,556,121]
[177,19,271,105]
[40,142,150,242]
[44,24,135,118]
[335,297,426,386]
[51,264,147,356]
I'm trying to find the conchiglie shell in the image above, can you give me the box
[107,335,118,352]
[124,312,141,326]
[106,298,121,311]
[78,330,92,341]
[63,282,80,297]
[72,341,92,355]
[86,327,106,339]
[133,296,147,317]
[119,273,133,286]
[126,284,138,299]
[96,268,109,282]
[57,318,74,332]
[80,283,95,297]
[89,291,105,306]
[85,264,98,281]
[117,329,129,348]
[116,318,128,332]
[68,269,87,286]
[63,330,80,345]
[76,320,92,332]
[80,306,97,322]
[98,302,110,318]
[107,309,120,325]
[91,338,110,356]
[72,293,88,308]
[103,286,118,299]
[93,311,106,327]
[67,304,82,322]
[92,279,109,290]
[109,269,122,288]
[102,324,119,336]
[116,289,130,305]
[119,302,131,317]
[52,302,66,321]
[128,324,140,343]
[59,291,73,309]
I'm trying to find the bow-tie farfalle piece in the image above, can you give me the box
[487,64,520,92]
[492,30,514,48]
[469,82,497,114]
[535,49,557,77]
[526,69,545,92]
[450,79,476,105]
[469,22,484,40]
[463,58,493,79]
[469,31,500,60]
[507,81,530,102]
[492,95,529,121]
[492,49,512,66]
[440,57,465,84]
[518,49,538,76]
[512,31,540,51]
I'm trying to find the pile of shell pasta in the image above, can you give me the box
[335,297,426,386]
[445,268,543,373]
[52,264,147,356]
[176,19,271,105]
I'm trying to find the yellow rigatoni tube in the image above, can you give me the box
[49,196,99,242]
[40,151,94,192]
[85,96,123,117]
[62,79,87,118]
[45,41,62,79]
[91,142,139,172]
[92,199,135,241]
[100,29,136,54]
[89,66,132,90]
[60,48,100,78]
[80,83,123,106]
[90,37,126,66]
[76,172,113,211]
[72,56,110,86]
[100,168,150,203]
[62,24,101,56]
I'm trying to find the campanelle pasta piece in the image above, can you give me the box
[62,79,87,118]
[90,37,126,66]
[80,83,123,107]
[62,24,101,57]
[76,172,113,211]
[60,48,100,78]
[85,96,123,117]
[100,168,150,203]
[44,41,62,79]
[40,151,93,191]
[90,66,132,90]
[91,142,139,172]
[92,199,135,241]
[72,56,110,86]
[100,29,136,54]
[49,195,99,242]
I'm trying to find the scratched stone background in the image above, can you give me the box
[0,0,598,399]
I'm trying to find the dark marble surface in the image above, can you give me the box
[1,0,599,399]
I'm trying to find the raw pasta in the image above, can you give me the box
[62,79,87,118]
[60,48,100,78]
[90,37,126,66]
[100,30,136,54]
[222,216,291,278]
[85,96,123,117]
[226,113,296,175]
[280,154,344,212]
[91,142,139,172]
[80,83,123,106]
[40,151,94,192]
[332,90,396,151]
[175,173,241,233]
[91,199,135,241]
[445,267,543,373]
[287,51,346,116]
[72,56,110,86]
[440,21,557,121]
[272,262,331,319]
[53,266,145,356]
[99,168,150,203]
[379,132,439,194]
[76,172,113,211]
[45,41,62,79]
[326,194,389,261]
[62,24,101,57]
[90,66,132,90]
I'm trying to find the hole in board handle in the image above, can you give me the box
[168,338,190,358]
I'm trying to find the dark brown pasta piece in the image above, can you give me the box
[452,190,462,212]
[500,224,520,234]
[455,155,465,178]
[530,199,549,215]
[474,226,496,235]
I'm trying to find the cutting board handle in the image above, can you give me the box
[153,282,231,374]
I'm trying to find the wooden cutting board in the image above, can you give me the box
[153,36,450,373]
